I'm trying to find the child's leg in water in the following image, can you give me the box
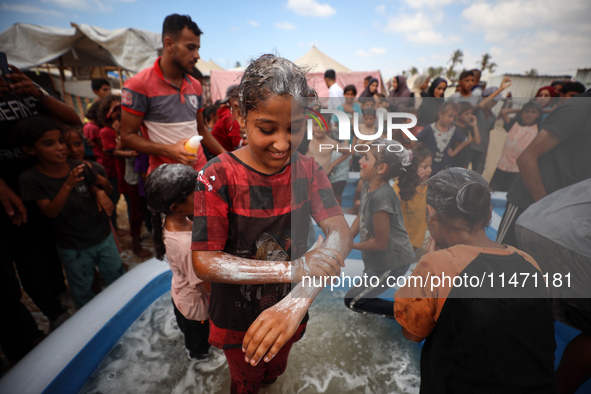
[223,324,305,393]
[344,264,410,318]
[172,299,210,358]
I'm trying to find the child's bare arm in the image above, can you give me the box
[469,116,481,145]
[83,160,113,195]
[353,211,390,251]
[241,215,352,367]
[500,108,518,125]
[91,186,114,216]
[326,146,351,175]
[36,164,85,218]
[448,137,472,157]
[193,241,343,285]
[478,76,511,110]
[350,215,360,238]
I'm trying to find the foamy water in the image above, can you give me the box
[80,291,420,393]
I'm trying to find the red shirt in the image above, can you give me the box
[122,57,206,173]
[191,152,342,348]
[85,122,104,165]
[99,126,118,178]
[211,106,243,151]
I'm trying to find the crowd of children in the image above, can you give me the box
[3,24,590,392]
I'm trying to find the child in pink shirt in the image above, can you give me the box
[490,100,542,192]
[145,163,210,360]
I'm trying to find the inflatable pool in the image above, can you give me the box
[0,179,587,393]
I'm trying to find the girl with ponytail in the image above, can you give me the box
[145,164,210,360]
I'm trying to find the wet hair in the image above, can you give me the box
[324,69,336,80]
[398,148,432,201]
[344,84,357,96]
[425,167,491,231]
[85,100,102,122]
[561,81,585,96]
[368,139,412,180]
[16,116,63,148]
[91,78,110,92]
[162,14,203,43]
[456,101,473,117]
[145,164,198,260]
[458,70,475,81]
[237,54,316,120]
[362,107,376,117]
[97,94,121,128]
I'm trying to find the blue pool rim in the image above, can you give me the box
[42,270,173,394]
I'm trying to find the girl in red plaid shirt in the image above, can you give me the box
[192,55,353,393]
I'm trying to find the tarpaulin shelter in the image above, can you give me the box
[0,22,224,115]
[0,23,162,89]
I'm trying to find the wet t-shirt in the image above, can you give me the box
[191,152,342,348]
[395,245,557,393]
[359,182,415,272]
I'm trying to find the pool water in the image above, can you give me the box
[80,290,421,393]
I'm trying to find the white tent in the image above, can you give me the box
[295,46,351,73]
[196,59,225,76]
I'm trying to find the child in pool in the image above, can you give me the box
[145,164,211,360]
[394,148,433,252]
[191,55,353,393]
[394,168,557,393]
[346,139,415,317]
[415,101,473,176]
[490,100,542,192]
[18,116,124,309]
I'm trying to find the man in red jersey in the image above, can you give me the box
[120,14,225,173]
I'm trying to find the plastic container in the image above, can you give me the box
[184,135,203,155]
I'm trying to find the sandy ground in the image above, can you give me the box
[2,125,507,376]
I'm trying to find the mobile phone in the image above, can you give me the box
[0,52,10,81]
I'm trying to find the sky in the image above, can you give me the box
[1,0,590,81]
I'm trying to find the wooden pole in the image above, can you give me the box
[58,56,66,99]
[117,66,124,89]
[45,63,56,91]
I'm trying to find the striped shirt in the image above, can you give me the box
[122,57,206,173]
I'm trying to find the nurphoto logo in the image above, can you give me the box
[304,107,416,152]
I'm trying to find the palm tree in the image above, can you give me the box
[447,49,463,81]
[524,68,538,77]
[486,62,497,74]
[426,66,444,79]
[478,53,491,71]
[409,66,419,76]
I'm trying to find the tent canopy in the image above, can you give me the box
[0,22,222,76]
[295,46,351,73]
[210,47,382,103]
[0,22,162,73]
